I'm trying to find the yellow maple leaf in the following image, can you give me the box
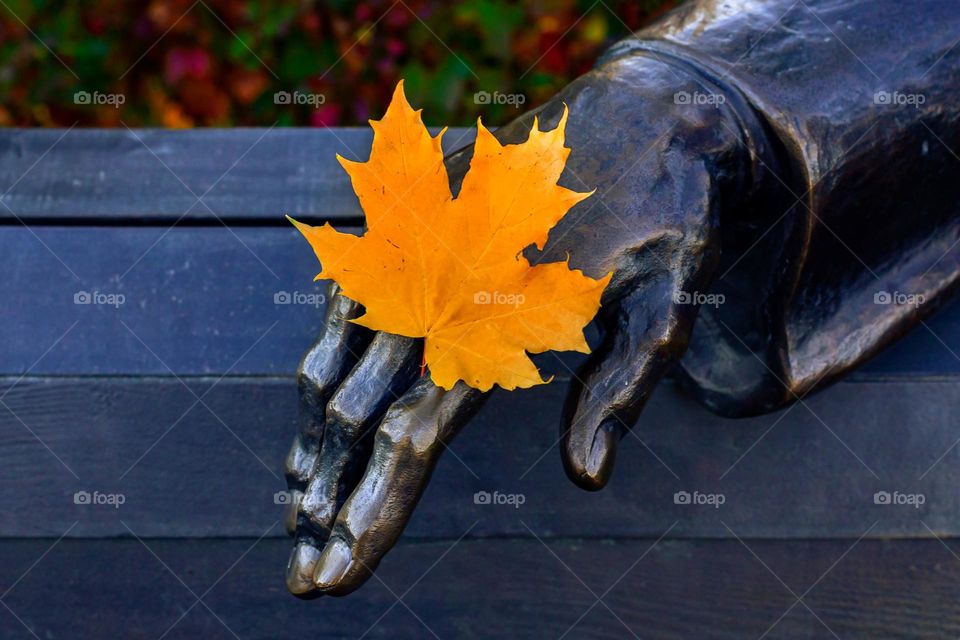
[290,81,611,392]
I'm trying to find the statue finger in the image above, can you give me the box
[561,276,698,490]
[284,282,371,528]
[298,333,422,539]
[311,378,486,596]
[284,284,374,597]
[287,332,421,597]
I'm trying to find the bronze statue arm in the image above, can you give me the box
[283,0,960,598]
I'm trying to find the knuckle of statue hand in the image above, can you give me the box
[298,366,328,396]
[380,415,439,456]
[325,392,370,437]
[284,440,316,480]
[300,492,335,528]
[284,451,306,480]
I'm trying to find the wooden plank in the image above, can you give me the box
[0,224,586,378]
[0,128,476,222]
[2,376,959,539]
[0,225,344,376]
[855,294,960,376]
[1,537,959,639]
[3,225,960,377]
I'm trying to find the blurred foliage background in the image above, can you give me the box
[0,0,676,128]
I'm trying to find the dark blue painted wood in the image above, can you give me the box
[1,224,960,376]
[0,226,335,376]
[0,128,476,222]
[0,537,957,639]
[2,376,958,539]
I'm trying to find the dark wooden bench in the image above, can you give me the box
[2,128,960,639]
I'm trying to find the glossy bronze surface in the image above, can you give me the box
[285,0,960,597]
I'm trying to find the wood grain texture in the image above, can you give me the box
[2,537,959,639]
[1,375,958,539]
[0,225,338,376]
[3,226,960,377]
[0,128,476,222]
